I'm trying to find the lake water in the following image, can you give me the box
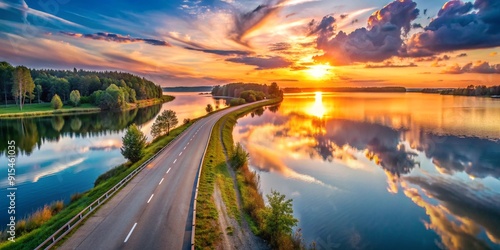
[0,92,223,227]
[233,92,500,250]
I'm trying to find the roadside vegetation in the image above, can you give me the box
[0,116,195,249]
[195,97,313,249]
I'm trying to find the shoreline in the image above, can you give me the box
[0,95,175,119]
[194,98,282,249]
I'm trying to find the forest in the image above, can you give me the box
[211,82,283,102]
[0,61,163,110]
[421,85,500,96]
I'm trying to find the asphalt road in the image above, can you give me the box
[61,103,256,250]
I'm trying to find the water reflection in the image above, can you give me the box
[0,105,160,156]
[234,92,500,249]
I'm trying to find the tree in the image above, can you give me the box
[205,104,214,113]
[69,90,81,107]
[35,84,42,103]
[151,110,178,138]
[0,62,14,106]
[11,66,35,110]
[51,94,63,109]
[121,124,147,163]
[262,190,298,245]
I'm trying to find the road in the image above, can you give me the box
[61,103,257,250]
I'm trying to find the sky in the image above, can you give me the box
[0,0,499,88]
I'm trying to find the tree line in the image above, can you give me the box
[211,82,283,106]
[0,61,163,110]
[421,85,500,96]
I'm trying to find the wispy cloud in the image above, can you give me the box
[59,32,171,46]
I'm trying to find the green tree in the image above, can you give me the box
[0,62,14,106]
[35,84,42,103]
[11,66,35,110]
[121,124,147,163]
[262,190,298,246]
[69,90,81,107]
[151,110,178,138]
[205,104,214,113]
[51,94,63,109]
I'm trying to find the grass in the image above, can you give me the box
[0,118,196,250]
[0,95,174,118]
[194,98,282,249]
[0,103,101,118]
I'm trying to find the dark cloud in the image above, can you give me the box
[365,62,417,68]
[405,0,500,56]
[225,56,292,70]
[184,47,252,56]
[414,54,451,62]
[442,61,500,74]
[60,32,171,46]
[457,53,468,57]
[268,42,291,51]
[311,0,419,65]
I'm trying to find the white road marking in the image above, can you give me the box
[184,146,186,150]
[159,178,164,185]
[124,223,137,243]
[173,159,177,164]
[179,151,182,156]
[147,194,154,204]
[167,167,171,174]
[187,142,189,145]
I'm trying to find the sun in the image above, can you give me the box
[306,64,332,79]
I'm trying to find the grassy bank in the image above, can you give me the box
[0,118,196,250]
[0,95,174,118]
[194,99,281,249]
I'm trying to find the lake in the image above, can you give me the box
[0,92,224,227]
[233,92,500,250]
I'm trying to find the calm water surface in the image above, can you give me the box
[0,92,222,226]
[233,92,500,250]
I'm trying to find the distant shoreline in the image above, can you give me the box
[0,95,175,119]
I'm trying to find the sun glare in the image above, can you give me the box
[306,64,331,79]
[308,92,326,118]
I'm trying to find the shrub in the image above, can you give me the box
[51,94,63,109]
[70,192,84,202]
[229,98,246,106]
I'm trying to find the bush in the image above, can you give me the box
[51,94,63,109]
[80,95,91,104]
[70,192,84,202]
[229,98,246,106]
[183,118,191,124]
[205,104,214,113]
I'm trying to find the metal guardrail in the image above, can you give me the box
[35,122,196,250]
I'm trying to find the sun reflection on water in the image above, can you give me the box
[308,92,327,118]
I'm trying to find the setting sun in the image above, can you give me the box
[306,64,332,79]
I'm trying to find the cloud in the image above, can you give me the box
[184,47,252,56]
[230,0,287,45]
[457,53,468,57]
[226,55,292,70]
[405,0,500,56]
[442,61,500,74]
[60,32,171,47]
[365,62,417,68]
[311,0,419,65]
[414,54,451,62]
[268,42,292,51]
[491,52,498,57]
[0,0,82,28]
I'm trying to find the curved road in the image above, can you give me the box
[62,103,258,250]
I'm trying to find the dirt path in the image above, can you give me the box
[212,116,268,250]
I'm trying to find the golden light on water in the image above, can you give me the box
[308,92,326,118]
